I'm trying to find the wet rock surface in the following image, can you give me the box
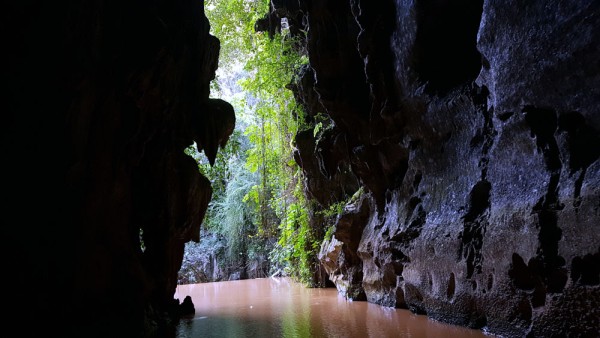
[278,0,600,336]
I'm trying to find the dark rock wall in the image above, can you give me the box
[285,0,599,336]
[2,1,232,337]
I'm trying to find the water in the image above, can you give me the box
[174,278,490,338]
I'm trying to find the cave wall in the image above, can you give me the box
[286,0,600,336]
[2,1,232,337]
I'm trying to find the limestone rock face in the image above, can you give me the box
[280,0,600,336]
[318,194,371,300]
[2,1,232,337]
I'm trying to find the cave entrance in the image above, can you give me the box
[178,0,316,286]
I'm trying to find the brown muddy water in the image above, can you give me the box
[174,277,492,338]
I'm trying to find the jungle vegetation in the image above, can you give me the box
[179,0,323,286]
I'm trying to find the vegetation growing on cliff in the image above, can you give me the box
[179,0,320,285]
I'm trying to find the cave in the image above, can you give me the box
[3,0,599,337]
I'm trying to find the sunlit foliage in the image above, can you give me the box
[180,0,321,285]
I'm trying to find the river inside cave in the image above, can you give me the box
[174,278,492,337]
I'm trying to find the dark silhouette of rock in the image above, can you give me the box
[179,296,195,316]
[195,98,236,166]
[2,1,232,337]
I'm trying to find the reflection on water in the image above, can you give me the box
[175,278,490,338]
